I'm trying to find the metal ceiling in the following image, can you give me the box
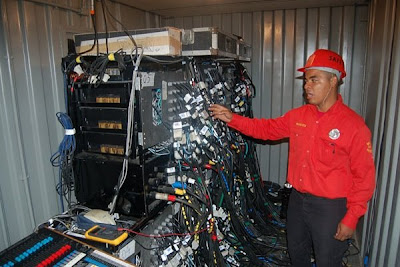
[111,0,368,17]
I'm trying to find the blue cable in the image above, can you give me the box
[219,171,230,193]
[244,225,256,237]
[364,255,369,267]
[172,181,187,189]
[258,256,270,263]
[177,160,182,172]
[50,112,76,212]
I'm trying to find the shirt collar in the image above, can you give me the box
[328,94,344,113]
[310,94,344,115]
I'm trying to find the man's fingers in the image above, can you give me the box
[334,226,352,241]
[209,104,233,123]
[334,235,344,241]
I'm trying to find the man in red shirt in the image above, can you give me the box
[209,49,375,266]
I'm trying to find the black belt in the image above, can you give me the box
[293,189,346,201]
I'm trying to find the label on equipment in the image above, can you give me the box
[140,72,155,87]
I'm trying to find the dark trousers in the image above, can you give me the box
[287,189,349,267]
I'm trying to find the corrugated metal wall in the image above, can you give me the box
[0,0,160,250]
[162,6,369,185]
[362,0,400,266]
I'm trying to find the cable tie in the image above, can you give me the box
[65,129,76,135]
[108,53,116,61]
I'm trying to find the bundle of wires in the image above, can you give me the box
[108,48,144,214]
[50,112,76,212]
[144,59,291,266]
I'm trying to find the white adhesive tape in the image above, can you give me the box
[65,129,76,135]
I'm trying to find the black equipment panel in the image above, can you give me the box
[62,55,183,217]
[139,70,186,149]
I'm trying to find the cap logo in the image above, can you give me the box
[328,55,344,65]
[329,129,340,140]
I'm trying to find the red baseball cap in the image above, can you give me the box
[298,49,346,79]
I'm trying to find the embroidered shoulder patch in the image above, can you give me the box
[366,142,373,153]
[296,122,306,127]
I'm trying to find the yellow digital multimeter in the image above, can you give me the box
[85,225,128,246]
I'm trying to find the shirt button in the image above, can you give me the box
[302,165,306,168]
[306,150,310,153]
[316,121,319,124]
[300,179,303,182]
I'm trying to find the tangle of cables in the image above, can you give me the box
[50,112,76,212]
[141,59,291,267]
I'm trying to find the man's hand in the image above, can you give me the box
[209,104,233,123]
[334,222,354,241]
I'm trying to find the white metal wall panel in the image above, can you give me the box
[0,0,160,251]
[362,0,400,266]
[0,2,36,250]
[0,0,45,250]
[162,5,369,185]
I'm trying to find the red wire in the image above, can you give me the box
[71,75,82,93]
[118,226,209,238]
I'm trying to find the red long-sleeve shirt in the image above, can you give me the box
[228,95,375,229]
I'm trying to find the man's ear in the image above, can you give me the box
[330,75,339,88]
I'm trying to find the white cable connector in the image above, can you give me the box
[102,73,110,83]
[164,246,174,256]
[199,125,209,136]
[89,75,98,84]
[178,111,191,119]
[183,94,192,103]
[173,152,182,161]
[179,134,186,145]
[73,65,84,76]
[161,254,168,262]
[191,110,199,119]
[215,83,223,89]
[168,174,176,184]
[191,240,199,250]
[172,121,183,141]
[166,166,176,174]
[198,81,207,89]
[200,110,209,119]
[195,95,204,104]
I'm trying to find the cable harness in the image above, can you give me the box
[50,112,76,212]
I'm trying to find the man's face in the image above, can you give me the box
[303,69,336,111]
